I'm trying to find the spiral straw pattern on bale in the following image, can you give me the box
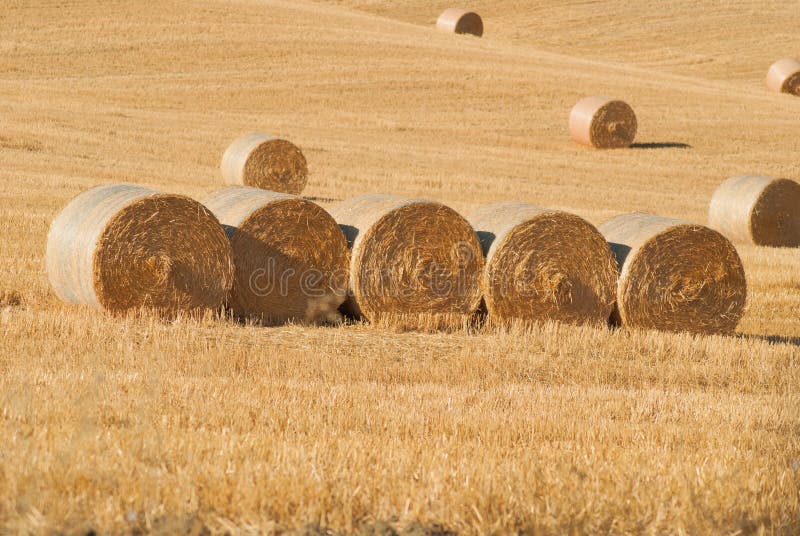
[766,58,800,96]
[329,194,484,325]
[46,184,234,315]
[221,133,308,194]
[469,202,618,325]
[436,8,483,37]
[708,175,800,248]
[569,96,637,149]
[204,186,350,324]
[599,213,747,335]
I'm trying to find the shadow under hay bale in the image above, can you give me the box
[46,184,234,315]
[570,96,637,149]
[204,186,350,324]
[630,142,691,150]
[766,58,800,96]
[221,133,308,194]
[708,174,800,247]
[329,194,484,327]
[599,212,747,335]
[436,8,483,37]
[469,201,618,325]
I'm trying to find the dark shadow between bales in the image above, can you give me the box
[630,142,692,150]
[739,333,800,347]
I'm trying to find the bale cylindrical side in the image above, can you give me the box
[204,186,350,324]
[709,175,800,247]
[328,194,484,324]
[46,184,234,314]
[469,202,618,325]
[569,96,637,149]
[221,133,308,194]
[436,8,484,37]
[599,213,747,335]
[766,58,800,95]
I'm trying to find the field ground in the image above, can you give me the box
[1,0,799,533]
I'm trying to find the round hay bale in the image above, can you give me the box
[708,175,800,247]
[328,194,484,323]
[766,58,800,95]
[203,186,350,324]
[221,133,308,194]
[569,96,637,149]
[436,8,483,37]
[599,213,747,335]
[46,184,234,315]
[469,202,618,325]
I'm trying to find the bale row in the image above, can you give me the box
[47,186,754,335]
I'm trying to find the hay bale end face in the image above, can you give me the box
[221,133,308,194]
[708,175,800,247]
[469,202,618,325]
[204,186,350,324]
[436,8,483,37]
[766,58,800,95]
[46,184,234,315]
[569,96,637,149]
[329,194,484,324]
[599,213,747,335]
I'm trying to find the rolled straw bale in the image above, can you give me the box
[328,194,484,322]
[204,186,350,323]
[469,202,618,325]
[599,213,747,335]
[708,175,800,247]
[766,58,800,95]
[436,8,483,37]
[569,96,637,148]
[46,184,234,314]
[221,133,308,194]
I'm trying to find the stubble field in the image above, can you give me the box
[1,0,799,533]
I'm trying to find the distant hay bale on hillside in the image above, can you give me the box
[469,202,618,325]
[570,96,637,149]
[599,213,747,335]
[204,186,350,324]
[766,58,800,95]
[221,133,308,194]
[708,175,800,247]
[436,8,483,37]
[329,194,484,325]
[46,184,234,315]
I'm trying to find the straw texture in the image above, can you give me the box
[46,184,234,314]
[569,96,637,148]
[436,8,484,37]
[204,186,350,324]
[221,133,308,194]
[708,175,800,247]
[469,202,618,325]
[329,194,484,324]
[599,213,747,335]
[766,58,800,95]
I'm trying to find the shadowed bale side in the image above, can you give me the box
[599,213,747,335]
[708,175,800,247]
[46,184,234,315]
[436,8,483,37]
[766,58,800,95]
[204,186,349,324]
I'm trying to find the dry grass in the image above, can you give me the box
[1,0,799,533]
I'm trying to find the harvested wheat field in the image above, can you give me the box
[1,0,799,534]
